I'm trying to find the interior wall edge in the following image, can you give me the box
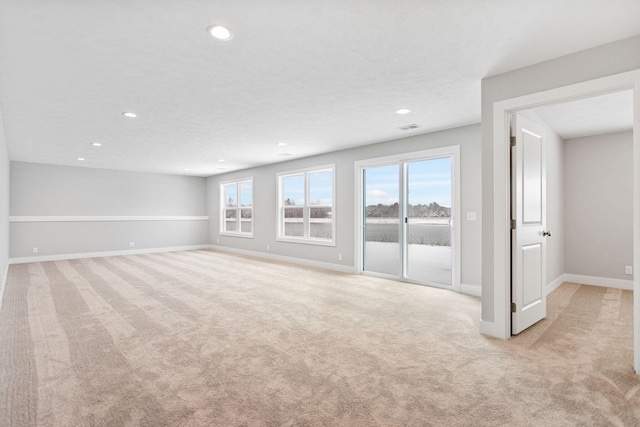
[546,274,566,296]
[460,284,481,297]
[0,264,7,317]
[479,320,495,336]
[0,103,8,319]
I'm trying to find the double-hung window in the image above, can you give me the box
[277,165,335,245]
[220,178,253,237]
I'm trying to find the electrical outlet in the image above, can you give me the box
[467,212,477,221]
[216,238,220,244]
[338,253,343,261]
[267,244,270,251]
[32,247,38,254]
[625,266,633,275]
[129,242,135,248]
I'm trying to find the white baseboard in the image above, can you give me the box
[461,283,481,297]
[210,245,358,274]
[563,273,633,291]
[546,274,566,295]
[8,245,211,264]
[479,320,495,336]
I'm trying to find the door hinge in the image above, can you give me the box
[511,302,516,313]
[511,219,516,229]
[510,136,516,147]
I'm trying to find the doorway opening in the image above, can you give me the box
[490,70,639,372]
[510,89,634,336]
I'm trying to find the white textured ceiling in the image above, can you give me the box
[531,90,634,139]
[1,1,639,176]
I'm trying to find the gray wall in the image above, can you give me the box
[0,109,9,298]
[207,124,482,288]
[481,35,640,322]
[542,118,566,286]
[10,162,208,258]
[564,131,633,280]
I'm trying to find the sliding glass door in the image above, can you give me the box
[363,165,401,276]
[362,155,454,287]
[405,158,452,285]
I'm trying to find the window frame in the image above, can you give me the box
[220,177,254,238]
[276,164,336,246]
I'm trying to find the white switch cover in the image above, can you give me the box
[467,212,477,221]
[129,242,135,248]
[625,266,633,275]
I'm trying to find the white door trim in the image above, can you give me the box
[490,69,640,373]
[354,145,461,292]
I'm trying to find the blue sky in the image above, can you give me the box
[365,157,451,207]
[283,170,333,206]
[251,160,450,208]
[224,180,253,207]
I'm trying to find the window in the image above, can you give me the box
[277,165,335,245]
[220,178,253,237]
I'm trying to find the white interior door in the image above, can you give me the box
[511,114,548,335]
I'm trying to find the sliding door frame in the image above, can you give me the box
[354,145,461,291]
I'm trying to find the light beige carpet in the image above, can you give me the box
[1,249,638,426]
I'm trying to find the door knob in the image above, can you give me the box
[542,230,551,237]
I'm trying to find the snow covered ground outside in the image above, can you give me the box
[364,241,452,285]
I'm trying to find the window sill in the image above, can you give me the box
[276,236,335,247]
[220,232,254,239]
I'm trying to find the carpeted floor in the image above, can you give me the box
[1,249,638,426]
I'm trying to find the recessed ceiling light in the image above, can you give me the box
[278,153,292,157]
[276,142,288,146]
[395,108,411,115]
[207,25,233,41]
[183,168,190,171]
[77,157,85,161]
[218,159,226,162]
[90,142,102,147]
[217,167,227,171]
[122,112,137,118]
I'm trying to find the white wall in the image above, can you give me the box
[9,162,208,259]
[481,34,640,323]
[0,108,9,302]
[564,131,633,280]
[207,124,482,289]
